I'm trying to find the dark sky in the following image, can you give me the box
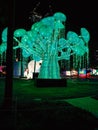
[0,0,98,66]
[0,0,97,45]
[15,0,98,45]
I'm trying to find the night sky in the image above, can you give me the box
[15,1,98,44]
[0,0,98,66]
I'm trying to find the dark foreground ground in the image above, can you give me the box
[0,77,98,130]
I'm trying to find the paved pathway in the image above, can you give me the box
[65,97,98,118]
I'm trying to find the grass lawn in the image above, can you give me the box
[0,77,98,129]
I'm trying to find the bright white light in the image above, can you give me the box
[24,60,42,79]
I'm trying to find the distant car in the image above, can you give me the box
[0,66,6,76]
[79,68,91,78]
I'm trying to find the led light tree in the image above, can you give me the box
[0,12,90,79]
[13,12,67,79]
[0,27,7,55]
[66,28,90,70]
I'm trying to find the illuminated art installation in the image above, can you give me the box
[0,12,90,79]
[25,60,42,79]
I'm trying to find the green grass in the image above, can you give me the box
[8,79,98,101]
[0,78,98,129]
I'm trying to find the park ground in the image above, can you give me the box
[0,77,98,130]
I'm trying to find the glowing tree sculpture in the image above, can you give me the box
[0,12,90,79]
[0,27,7,55]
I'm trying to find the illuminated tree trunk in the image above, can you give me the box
[38,53,61,79]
